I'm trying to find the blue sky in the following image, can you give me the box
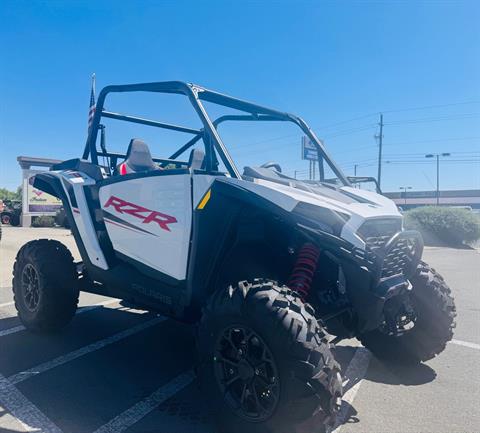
[1,0,479,192]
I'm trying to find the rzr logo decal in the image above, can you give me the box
[104,196,177,232]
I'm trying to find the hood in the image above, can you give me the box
[223,177,401,219]
[220,177,402,249]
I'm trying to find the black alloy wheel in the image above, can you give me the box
[21,263,41,312]
[214,325,280,422]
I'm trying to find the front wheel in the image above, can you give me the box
[197,280,342,433]
[359,261,456,363]
[12,239,79,332]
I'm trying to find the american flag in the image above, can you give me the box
[88,73,96,130]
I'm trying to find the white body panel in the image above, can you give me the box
[99,175,192,280]
[52,165,403,281]
[55,170,109,270]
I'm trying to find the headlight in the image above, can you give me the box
[293,202,350,236]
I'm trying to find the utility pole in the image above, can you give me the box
[354,164,358,176]
[375,114,384,189]
[425,153,450,205]
[399,186,412,205]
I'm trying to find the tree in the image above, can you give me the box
[0,187,22,201]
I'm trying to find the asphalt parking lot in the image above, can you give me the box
[1,226,479,433]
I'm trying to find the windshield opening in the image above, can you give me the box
[202,100,347,186]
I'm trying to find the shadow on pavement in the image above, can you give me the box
[366,355,437,386]
[331,345,358,370]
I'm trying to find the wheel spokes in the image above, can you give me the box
[21,264,40,311]
[214,325,280,421]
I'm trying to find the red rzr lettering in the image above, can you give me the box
[104,195,177,232]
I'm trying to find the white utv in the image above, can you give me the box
[12,81,456,433]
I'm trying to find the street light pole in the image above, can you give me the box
[425,153,450,205]
[399,186,412,205]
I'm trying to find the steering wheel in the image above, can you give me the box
[260,162,282,172]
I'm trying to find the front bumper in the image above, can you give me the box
[346,230,423,333]
[299,225,424,333]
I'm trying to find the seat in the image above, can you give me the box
[188,148,205,170]
[243,166,291,185]
[117,139,157,175]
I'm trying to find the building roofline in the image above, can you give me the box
[17,156,63,169]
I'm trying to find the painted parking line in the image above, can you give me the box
[9,316,166,384]
[329,347,372,433]
[0,371,63,433]
[450,339,480,350]
[92,370,195,433]
[0,298,119,338]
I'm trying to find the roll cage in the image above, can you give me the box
[83,81,348,184]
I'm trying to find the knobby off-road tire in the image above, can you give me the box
[1,212,11,225]
[359,261,456,363]
[12,239,79,332]
[10,213,20,226]
[197,279,342,433]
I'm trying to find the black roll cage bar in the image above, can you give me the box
[83,80,348,184]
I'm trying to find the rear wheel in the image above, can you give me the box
[197,280,342,433]
[10,213,20,226]
[359,261,456,363]
[1,212,11,225]
[12,239,79,332]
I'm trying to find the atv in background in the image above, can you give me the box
[0,199,4,240]
[1,199,21,226]
[12,81,455,433]
[54,207,70,229]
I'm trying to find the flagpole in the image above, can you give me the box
[91,73,96,100]
[82,72,97,160]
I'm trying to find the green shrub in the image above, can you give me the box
[404,206,480,246]
[32,215,55,228]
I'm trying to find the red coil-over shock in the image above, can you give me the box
[288,243,321,301]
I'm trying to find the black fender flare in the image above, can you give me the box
[185,179,297,316]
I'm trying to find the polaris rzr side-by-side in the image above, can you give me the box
[13,81,456,433]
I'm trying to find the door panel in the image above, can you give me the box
[99,174,192,280]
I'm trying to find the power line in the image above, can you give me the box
[323,124,378,139]
[314,100,480,133]
[315,100,480,131]
[382,151,480,158]
[384,113,480,126]
[381,100,480,114]
[384,160,480,164]
[317,113,378,130]
[383,136,480,146]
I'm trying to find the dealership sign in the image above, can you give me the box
[24,170,62,214]
[301,136,320,161]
